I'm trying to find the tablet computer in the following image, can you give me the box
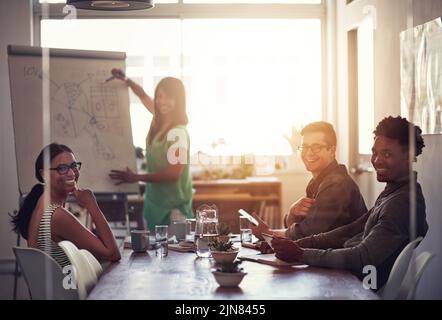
[261,233,275,249]
[238,209,259,226]
[261,233,286,249]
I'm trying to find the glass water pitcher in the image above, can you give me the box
[195,204,218,258]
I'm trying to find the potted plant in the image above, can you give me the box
[212,260,247,287]
[216,222,231,242]
[208,238,239,264]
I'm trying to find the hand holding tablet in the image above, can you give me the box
[238,209,259,226]
[261,233,273,249]
[261,233,279,249]
[262,232,287,247]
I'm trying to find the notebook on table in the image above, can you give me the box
[168,241,195,253]
[238,253,307,267]
[241,241,261,250]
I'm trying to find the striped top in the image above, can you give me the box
[37,204,71,268]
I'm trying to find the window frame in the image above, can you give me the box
[33,0,327,155]
[347,15,376,175]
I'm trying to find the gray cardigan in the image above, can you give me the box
[285,161,367,240]
[297,173,428,289]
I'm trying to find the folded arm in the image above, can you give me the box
[286,181,359,240]
[53,205,121,262]
[300,205,408,272]
[295,211,369,249]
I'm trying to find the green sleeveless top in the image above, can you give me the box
[143,125,193,231]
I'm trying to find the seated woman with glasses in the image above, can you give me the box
[11,143,121,267]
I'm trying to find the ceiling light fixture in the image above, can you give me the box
[66,0,154,11]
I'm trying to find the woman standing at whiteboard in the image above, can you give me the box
[109,69,193,232]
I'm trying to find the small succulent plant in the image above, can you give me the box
[208,238,235,252]
[216,260,244,273]
[216,222,231,236]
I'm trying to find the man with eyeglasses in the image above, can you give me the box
[268,117,428,290]
[252,121,367,241]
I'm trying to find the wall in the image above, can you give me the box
[0,0,32,262]
[335,0,442,299]
[409,0,442,302]
[2,0,441,298]
[415,134,442,299]
[335,0,409,208]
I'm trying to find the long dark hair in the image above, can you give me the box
[147,77,188,145]
[11,143,73,240]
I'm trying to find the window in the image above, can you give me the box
[41,19,180,149]
[357,16,375,155]
[348,15,375,177]
[39,0,176,3]
[39,2,323,157]
[184,1,320,3]
[39,0,320,3]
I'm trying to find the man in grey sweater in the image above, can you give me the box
[252,121,367,240]
[269,116,428,290]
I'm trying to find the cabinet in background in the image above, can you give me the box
[192,177,282,233]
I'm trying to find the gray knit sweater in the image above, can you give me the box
[297,173,428,289]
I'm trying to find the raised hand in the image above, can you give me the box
[72,187,97,210]
[109,167,138,185]
[111,68,126,81]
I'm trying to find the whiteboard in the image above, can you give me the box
[8,45,138,194]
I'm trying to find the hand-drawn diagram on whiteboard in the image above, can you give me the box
[8,45,138,194]
[45,72,122,161]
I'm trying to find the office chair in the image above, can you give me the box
[397,251,435,300]
[12,230,21,300]
[379,236,423,300]
[58,241,99,300]
[80,249,103,278]
[13,247,79,300]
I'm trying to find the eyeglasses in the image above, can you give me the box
[297,144,330,154]
[49,162,82,175]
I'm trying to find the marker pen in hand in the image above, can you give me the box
[104,76,116,83]
[104,69,126,83]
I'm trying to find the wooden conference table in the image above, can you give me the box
[88,244,379,300]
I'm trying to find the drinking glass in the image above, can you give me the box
[155,225,168,257]
[240,216,253,244]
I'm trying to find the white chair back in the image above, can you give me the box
[379,236,423,300]
[58,241,98,299]
[80,249,103,278]
[397,251,434,300]
[13,247,79,300]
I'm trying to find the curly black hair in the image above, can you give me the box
[373,116,425,158]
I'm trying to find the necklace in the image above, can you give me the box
[49,202,64,208]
